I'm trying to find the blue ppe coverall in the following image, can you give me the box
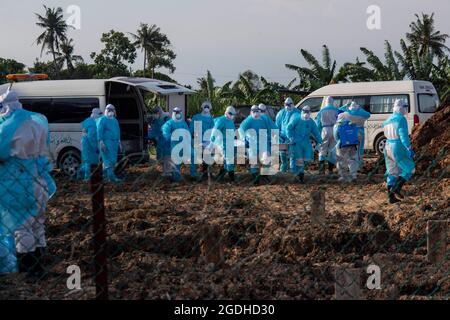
[148,114,171,161]
[97,116,121,182]
[382,112,415,187]
[162,119,190,182]
[0,109,56,273]
[286,113,322,174]
[78,117,99,180]
[316,105,339,164]
[239,115,269,174]
[275,108,300,172]
[211,116,236,172]
[189,113,215,177]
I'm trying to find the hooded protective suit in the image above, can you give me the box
[148,106,171,161]
[190,102,215,177]
[78,108,102,181]
[161,108,190,182]
[316,97,339,167]
[275,98,300,172]
[0,90,56,274]
[286,107,322,176]
[97,105,122,182]
[382,100,415,202]
[211,107,237,173]
[239,106,269,175]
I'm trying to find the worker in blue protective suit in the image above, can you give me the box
[382,99,415,204]
[148,106,171,160]
[0,90,56,277]
[286,106,322,184]
[190,102,215,179]
[161,107,190,182]
[97,104,122,183]
[211,106,237,182]
[239,105,271,184]
[316,96,339,174]
[275,97,300,173]
[77,108,102,181]
[342,102,371,167]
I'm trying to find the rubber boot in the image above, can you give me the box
[318,161,326,174]
[328,162,335,174]
[201,163,209,179]
[297,172,305,184]
[228,171,235,182]
[17,252,36,274]
[251,173,260,185]
[388,186,401,204]
[392,177,406,199]
[216,168,227,181]
[32,248,45,277]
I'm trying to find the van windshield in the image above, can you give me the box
[418,93,439,113]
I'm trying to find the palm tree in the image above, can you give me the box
[406,13,450,58]
[55,38,83,73]
[35,5,70,76]
[344,41,404,81]
[231,75,275,105]
[395,39,434,81]
[285,45,347,91]
[196,71,232,114]
[130,23,176,78]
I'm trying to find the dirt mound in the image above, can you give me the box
[411,105,450,175]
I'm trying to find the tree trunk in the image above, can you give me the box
[143,48,147,78]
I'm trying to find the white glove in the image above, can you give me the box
[100,141,107,152]
[119,142,123,153]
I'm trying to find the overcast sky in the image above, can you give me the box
[0,0,449,88]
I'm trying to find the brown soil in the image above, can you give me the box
[0,158,448,300]
[411,104,450,175]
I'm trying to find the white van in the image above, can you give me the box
[296,80,439,154]
[0,77,195,176]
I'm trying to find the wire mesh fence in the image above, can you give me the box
[0,147,448,300]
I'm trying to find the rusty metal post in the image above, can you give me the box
[427,220,448,265]
[311,189,326,225]
[90,165,108,300]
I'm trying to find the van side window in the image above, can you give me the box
[369,95,409,114]
[20,98,99,123]
[299,97,323,112]
[418,94,439,113]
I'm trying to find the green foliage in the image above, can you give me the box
[286,45,346,91]
[90,30,137,78]
[0,58,26,84]
[35,5,71,78]
[129,23,176,78]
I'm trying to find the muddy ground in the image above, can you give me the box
[0,153,448,300]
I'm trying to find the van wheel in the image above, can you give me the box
[58,149,81,177]
[375,135,387,156]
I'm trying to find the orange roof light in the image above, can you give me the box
[6,74,49,81]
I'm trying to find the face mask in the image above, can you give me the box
[107,111,115,118]
[286,104,293,111]
[226,113,236,121]
[400,107,408,115]
[252,112,261,120]
[175,113,182,120]
[202,108,211,115]
[302,113,311,120]
[154,113,161,120]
